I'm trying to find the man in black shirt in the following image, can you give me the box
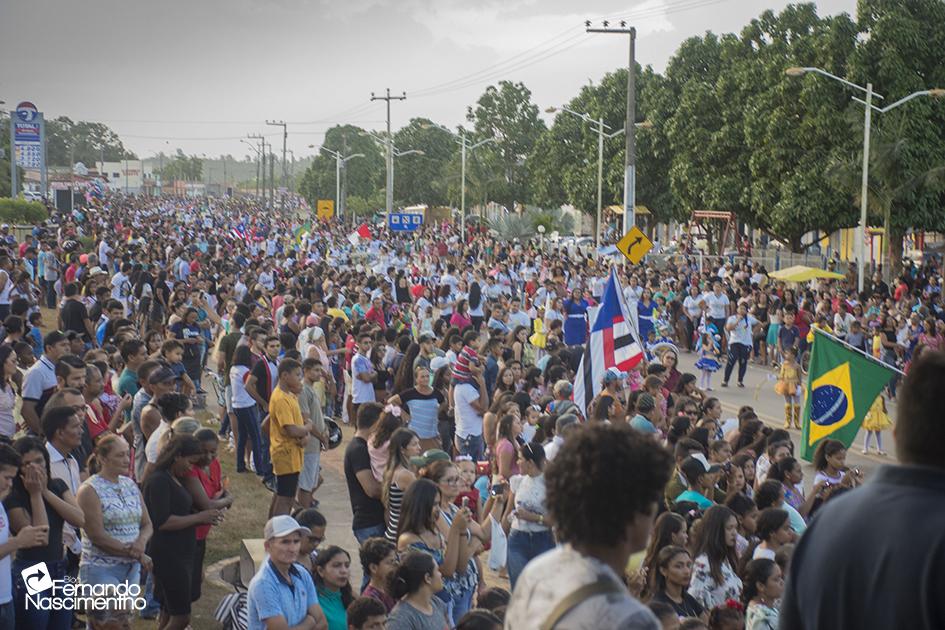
[343,402,385,545]
[58,282,95,344]
[781,352,945,629]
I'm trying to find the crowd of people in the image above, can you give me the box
[0,190,938,630]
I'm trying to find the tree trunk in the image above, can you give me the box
[887,224,904,282]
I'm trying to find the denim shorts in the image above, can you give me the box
[78,561,142,620]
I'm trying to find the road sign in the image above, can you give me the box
[616,226,652,264]
[316,199,334,221]
[388,212,423,232]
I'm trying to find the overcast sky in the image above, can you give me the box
[1,0,855,161]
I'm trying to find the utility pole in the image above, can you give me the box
[587,20,637,233]
[248,134,266,206]
[370,88,406,216]
[269,151,275,211]
[266,120,288,210]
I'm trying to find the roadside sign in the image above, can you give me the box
[616,226,652,264]
[316,199,334,221]
[389,212,423,232]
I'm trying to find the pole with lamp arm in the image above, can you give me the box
[786,66,945,292]
[546,105,653,248]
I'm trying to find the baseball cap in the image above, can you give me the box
[419,332,435,343]
[602,368,626,385]
[148,366,177,385]
[44,330,67,347]
[409,449,451,469]
[263,515,312,541]
[681,453,723,482]
[88,266,107,277]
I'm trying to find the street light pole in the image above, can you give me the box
[587,20,637,232]
[787,66,945,292]
[266,120,288,210]
[370,89,406,216]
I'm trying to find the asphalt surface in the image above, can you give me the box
[674,348,897,491]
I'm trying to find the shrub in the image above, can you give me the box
[0,198,48,224]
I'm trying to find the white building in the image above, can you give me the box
[95,160,156,194]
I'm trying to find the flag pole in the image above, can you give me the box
[811,327,905,377]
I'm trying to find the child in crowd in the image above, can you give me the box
[160,339,196,396]
[695,330,721,391]
[775,347,802,429]
[861,394,892,456]
[27,311,43,358]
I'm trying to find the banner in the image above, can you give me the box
[800,328,896,461]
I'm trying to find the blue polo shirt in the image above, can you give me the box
[247,559,319,630]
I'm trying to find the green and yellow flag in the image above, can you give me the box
[800,329,896,461]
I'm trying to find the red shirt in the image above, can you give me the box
[190,459,222,541]
[85,403,111,440]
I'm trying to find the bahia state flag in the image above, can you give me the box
[800,328,896,461]
[573,267,644,418]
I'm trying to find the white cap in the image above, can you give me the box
[263,515,311,541]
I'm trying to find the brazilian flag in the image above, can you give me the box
[800,329,897,461]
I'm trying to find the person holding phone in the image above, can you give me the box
[504,442,553,590]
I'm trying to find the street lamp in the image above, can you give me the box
[546,106,652,248]
[311,143,364,222]
[537,224,546,250]
[786,66,945,292]
[421,122,495,241]
[586,19,637,233]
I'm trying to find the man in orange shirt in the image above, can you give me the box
[267,358,312,517]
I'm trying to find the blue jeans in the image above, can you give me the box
[507,528,556,590]
[454,433,484,462]
[14,558,72,630]
[234,406,264,474]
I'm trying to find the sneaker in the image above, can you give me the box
[721,382,729,388]
[737,382,745,388]
[263,477,277,493]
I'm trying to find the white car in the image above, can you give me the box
[22,191,43,201]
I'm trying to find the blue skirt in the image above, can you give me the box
[695,357,721,372]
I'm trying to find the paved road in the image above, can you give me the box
[674,349,896,489]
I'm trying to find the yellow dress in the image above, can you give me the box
[529,318,547,349]
[775,362,801,396]
[862,396,892,431]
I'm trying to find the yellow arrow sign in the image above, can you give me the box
[316,199,334,221]
[616,226,652,264]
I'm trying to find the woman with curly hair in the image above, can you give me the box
[505,423,673,628]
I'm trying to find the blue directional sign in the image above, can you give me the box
[388,213,423,232]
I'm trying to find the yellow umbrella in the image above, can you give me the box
[767,265,845,283]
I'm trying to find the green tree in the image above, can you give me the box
[45,117,135,166]
[0,117,13,197]
[741,4,859,251]
[160,150,202,182]
[466,81,546,210]
[664,32,754,237]
[298,125,384,209]
[845,0,945,272]
[391,118,457,208]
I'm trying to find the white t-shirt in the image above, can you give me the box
[453,383,483,438]
[704,292,730,319]
[683,295,703,319]
[146,422,171,464]
[508,310,531,329]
